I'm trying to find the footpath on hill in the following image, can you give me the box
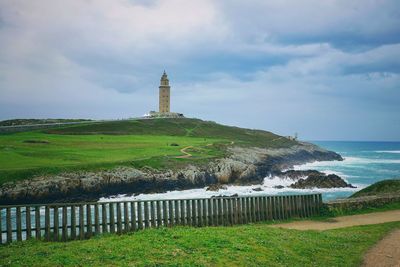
[273,210,400,267]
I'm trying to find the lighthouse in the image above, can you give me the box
[159,71,170,113]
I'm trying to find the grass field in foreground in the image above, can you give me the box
[1,221,399,266]
[0,118,296,185]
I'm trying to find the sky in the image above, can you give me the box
[0,0,399,141]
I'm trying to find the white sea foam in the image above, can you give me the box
[98,175,361,203]
[374,150,400,154]
[294,157,400,170]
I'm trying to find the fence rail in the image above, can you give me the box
[0,194,322,244]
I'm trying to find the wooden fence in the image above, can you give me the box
[0,194,322,244]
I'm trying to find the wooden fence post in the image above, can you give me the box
[207,198,212,226]
[131,202,137,231]
[150,201,156,228]
[62,206,67,241]
[144,201,150,228]
[79,205,84,239]
[186,199,192,226]
[26,206,31,240]
[197,199,202,227]
[116,203,122,234]
[203,199,207,227]
[6,207,12,243]
[95,204,100,235]
[156,201,162,228]
[213,198,218,226]
[71,205,76,239]
[175,200,180,227]
[87,204,92,237]
[123,202,129,232]
[191,199,196,227]
[109,203,115,233]
[53,206,59,241]
[0,208,2,244]
[162,201,168,227]
[45,206,50,241]
[35,207,41,240]
[102,203,107,233]
[16,207,22,241]
[168,200,174,227]
[180,200,185,226]
[255,197,260,222]
[251,197,256,222]
[151,201,156,228]
[138,202,143,230]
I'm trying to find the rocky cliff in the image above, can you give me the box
[0,142,343,204]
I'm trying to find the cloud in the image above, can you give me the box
[0,0,399,140]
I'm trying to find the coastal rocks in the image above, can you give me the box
[206,184,228,191]
[275,170,321,180]
[252,187,263,191]
[273,185,285,189]
[274,169,355,189]
[0,142,344,205]
[290,174,355,189]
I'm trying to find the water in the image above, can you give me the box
[99,141,400,202]
[295,141,400,200]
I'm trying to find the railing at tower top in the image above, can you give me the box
[0,194,323,244]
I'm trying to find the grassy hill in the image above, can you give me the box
[351,179,400,198]
[0,118,90,127]
[1,221,399,266]
[0,118,296,185]
[46,118,294,148]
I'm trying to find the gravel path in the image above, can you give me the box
[361,229,400,267]
[271,210,400,230]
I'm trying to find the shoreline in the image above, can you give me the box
[0,143,343,205]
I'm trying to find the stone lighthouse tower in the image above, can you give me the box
[159,71,170,113]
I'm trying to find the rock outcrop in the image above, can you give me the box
[0,142,343,204]
[290,173,355,189]
[274,169,355,189]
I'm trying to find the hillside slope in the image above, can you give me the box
[46,118,296,148]
[351,179,400,198]
[0,118,342,204]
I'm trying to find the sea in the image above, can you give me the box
[100,141,400,202]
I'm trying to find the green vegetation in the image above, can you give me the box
[1,222,399,266]
[0,118,295,185]
[351,179,400,198]
[45,118,295,148]
[316,201,400,219]
[0,118,90,127]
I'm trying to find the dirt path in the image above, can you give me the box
[361,229,400,267]
[271,210,400,230]
[273,210,400,266]
[175,146,193,159]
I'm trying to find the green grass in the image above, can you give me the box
[0,118,90,127]
[0,118,296,185]
[1,222,399,266]
[310,201,400,221]
[44,118,296,148]
[351,179,400,198]
[0,132,224,185]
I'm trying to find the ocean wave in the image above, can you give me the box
[99,176,361,203]
[294,157,400,170]
[374,150,400,154]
